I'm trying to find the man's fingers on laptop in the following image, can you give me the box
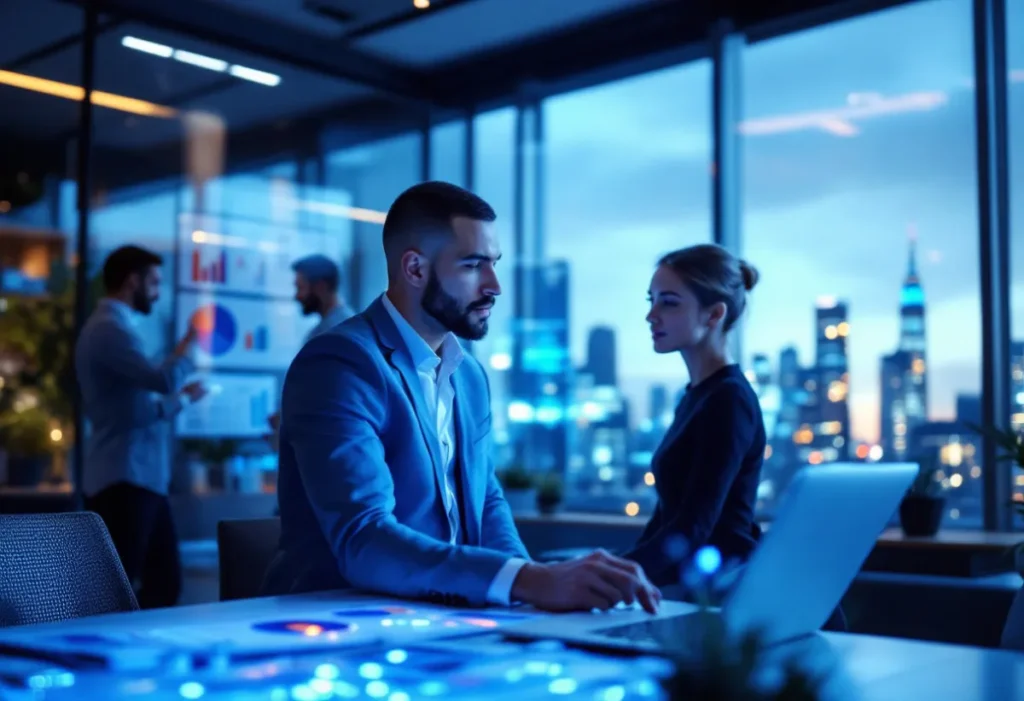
[592,563,638,605]
[584,579,623,610]
[601,554,649,581]
[636,583,660,614]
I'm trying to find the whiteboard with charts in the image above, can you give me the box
[176,372,278,438]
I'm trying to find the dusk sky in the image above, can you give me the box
[534,0,1024,444]
[13,0,1024,450]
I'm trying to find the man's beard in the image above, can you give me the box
[421,270,493,341]
[299,295,321,316]
[132,287,154,315]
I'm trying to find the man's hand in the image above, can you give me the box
[267,412,281,431]
[181,380,208,403]
[174,324,198,358]
[510,550,661,614]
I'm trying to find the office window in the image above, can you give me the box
[1007,0,1024,527]
[87,21,364,520]
[324,134,421,309]
[741,0,981,526]
[516,62,713,516]
[0,0,83,497]
[471,108,518,462]
[429,120,467,186]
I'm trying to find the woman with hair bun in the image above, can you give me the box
[623,243,765,587]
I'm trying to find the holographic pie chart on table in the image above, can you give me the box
[190,304,237,356]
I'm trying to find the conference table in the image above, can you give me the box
[0,590,1020,700]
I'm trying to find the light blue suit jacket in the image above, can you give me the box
[76,300,194,497]
[262,297,529,606]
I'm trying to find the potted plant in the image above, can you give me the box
[535,472,563,515]
[898,453,947,537]
[0,407,56,487]
[497,463,535,513]
[0,262,80,486]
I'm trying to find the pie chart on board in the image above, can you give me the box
[190,304,237,357]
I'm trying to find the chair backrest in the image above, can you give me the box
[217,517,281,601]
[0,512,139,627]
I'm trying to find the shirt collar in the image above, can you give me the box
[322,303,351,327]
[380,293,464,375]
[100,298,138,328]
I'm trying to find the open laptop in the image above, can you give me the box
[503,462,918,653]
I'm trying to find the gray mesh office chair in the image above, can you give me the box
[217,517,281,601]
[0,512,139,627]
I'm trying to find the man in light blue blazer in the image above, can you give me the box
[264,182,659,613]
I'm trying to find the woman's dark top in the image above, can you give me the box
[623,364,766,587]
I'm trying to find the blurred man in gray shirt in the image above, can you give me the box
[292,254,351,342]
[267,254,351,438]
[76,245,208,609]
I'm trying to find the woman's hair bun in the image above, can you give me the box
[739,261,759,292]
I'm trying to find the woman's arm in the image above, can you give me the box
[622,386,757,584]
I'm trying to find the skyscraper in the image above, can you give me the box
[507,260,572,474]
[808,298,851,462]
[585,326,617,388]
[880,232,928,460]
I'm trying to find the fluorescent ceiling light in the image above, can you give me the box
[121,36,172,57]
[121,34,280,87]
[173,50,228,73]
[0,69,177,118]
[229,65,281,87]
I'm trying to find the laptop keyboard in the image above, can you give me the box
[598,612,707,650]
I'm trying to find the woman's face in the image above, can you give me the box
[646,265,722,354]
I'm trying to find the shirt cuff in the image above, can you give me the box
[485,557,528,606]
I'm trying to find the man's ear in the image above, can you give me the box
[400,249,429,289]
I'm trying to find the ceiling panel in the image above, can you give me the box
[0,85,80,142]
[352,0,669,67]
[91,58,371,150]
[0,0,83,66]
[197,0,420,38]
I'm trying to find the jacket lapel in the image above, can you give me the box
[365,299,445,494]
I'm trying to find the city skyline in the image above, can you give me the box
[541,0,1024,447]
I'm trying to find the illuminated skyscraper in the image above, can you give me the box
[804,298,851,462]
[880,230,928,460]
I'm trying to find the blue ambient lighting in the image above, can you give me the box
[695,545,722,575]
[549,678,579,695]
[359,662,384,680]
[385,649,409,664]
[179,682,205,699]
[313,663,340,680]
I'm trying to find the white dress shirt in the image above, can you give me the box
[381,295,525,605]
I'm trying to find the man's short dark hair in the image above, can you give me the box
[102,245,162,293]
[382,181,496,256]
[292,254,340,293]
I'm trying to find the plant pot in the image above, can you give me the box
[537,498,561,515]
[899,495,945,537]
[504,488,536,513]
[5,454,50,488]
